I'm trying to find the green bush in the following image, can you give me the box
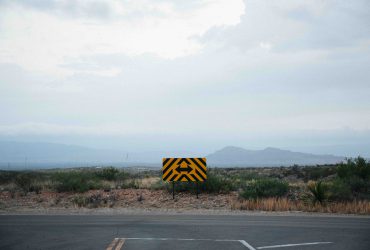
[240,178,289,200]
[149,180,166,190]
[163,172,235,194]
[95,167,119,181]
[53,171,101,193]
[328,179,352,201]
[306,167,336,181]
[337,157,370,180]
[0,171,18,184]
[337,157,370,198]
[123,179,140,189]
[201,173,235,193]
[347,176,368,195]
[15,173,33,194]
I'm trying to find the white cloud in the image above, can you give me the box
[0,0,245,76]
[0,0,369,155]
[259,41,272,50]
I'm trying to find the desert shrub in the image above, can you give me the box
[336,157,370,198]
[71,195,88,207]
[306,181,327,205]
[347,176,368,195]
[306,167,336,181]
[116,171,129,180]
[0,171,18,184]
[240,178,289,200]
[201,173,235,193]
[163,172,234,194]
[53,171,101,193]
[71,193,117,208]
[149,180,166,190]
[337,157,370,180]
[328,179,352,201]
[15,173,33,194]
[123,179,140,189]
[29,182,42,194]
[95,167,119,181]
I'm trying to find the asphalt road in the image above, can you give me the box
[0,214,369,250]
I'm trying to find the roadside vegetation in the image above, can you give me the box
[0,157,369,214]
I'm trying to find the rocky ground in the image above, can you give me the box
[0,189,238,213]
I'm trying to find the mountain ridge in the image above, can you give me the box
[207,146,345,166]
[0,141,346,168]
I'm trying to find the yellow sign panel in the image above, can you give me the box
[162,158,207,182]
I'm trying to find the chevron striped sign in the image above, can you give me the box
[162,158,207,182]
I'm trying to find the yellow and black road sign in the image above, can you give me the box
[162,158,207,182]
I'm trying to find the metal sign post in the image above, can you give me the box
[196,182,199,199]
[172,181,175,200]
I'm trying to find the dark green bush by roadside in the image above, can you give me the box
[240,178,289,200]
[15,173,33,194]
[337,157,370,181]
[327,179,352,201]
[336,157,369,198]
[52,171,101,193]
[164,171,235,194]
[95,167,119,181]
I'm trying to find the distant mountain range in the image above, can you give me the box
[207,146,345,166]
[0,141,345,169]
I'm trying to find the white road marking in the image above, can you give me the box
[114,237,256,249]
[108,237,332,250]
[239,240,257,250]
[257,242,333,249]
[115,238,126,250]
[106,238,119,250]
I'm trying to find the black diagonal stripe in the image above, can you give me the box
[163,169,173,181]
[197,158,206,167]
[175,158,185,166]
[163,158,176,174]
[184,158,191,164]
[195,169,205,180]
[189,158,206,176]
[191,173,202,182]
[162,158,171,166]
[169,173,178,181]
[178,174,191,182]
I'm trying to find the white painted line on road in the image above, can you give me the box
[115,238,125,250]
[239,240,257,250]
[106,238,119,250]
[257,242,333,249]
[114,237,257,249]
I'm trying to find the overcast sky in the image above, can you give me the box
[0,0,369,156]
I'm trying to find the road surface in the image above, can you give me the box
[0,214,369,250]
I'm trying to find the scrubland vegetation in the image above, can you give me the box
[0,157,369,214]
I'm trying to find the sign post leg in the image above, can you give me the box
[196,182,199,199]
[172,181,175,200]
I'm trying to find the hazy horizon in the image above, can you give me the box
[1,0,369,157]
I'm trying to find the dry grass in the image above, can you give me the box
[138,177,161,189]
[231,198,370,215]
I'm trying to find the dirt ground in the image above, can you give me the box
[0,189,238,213]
